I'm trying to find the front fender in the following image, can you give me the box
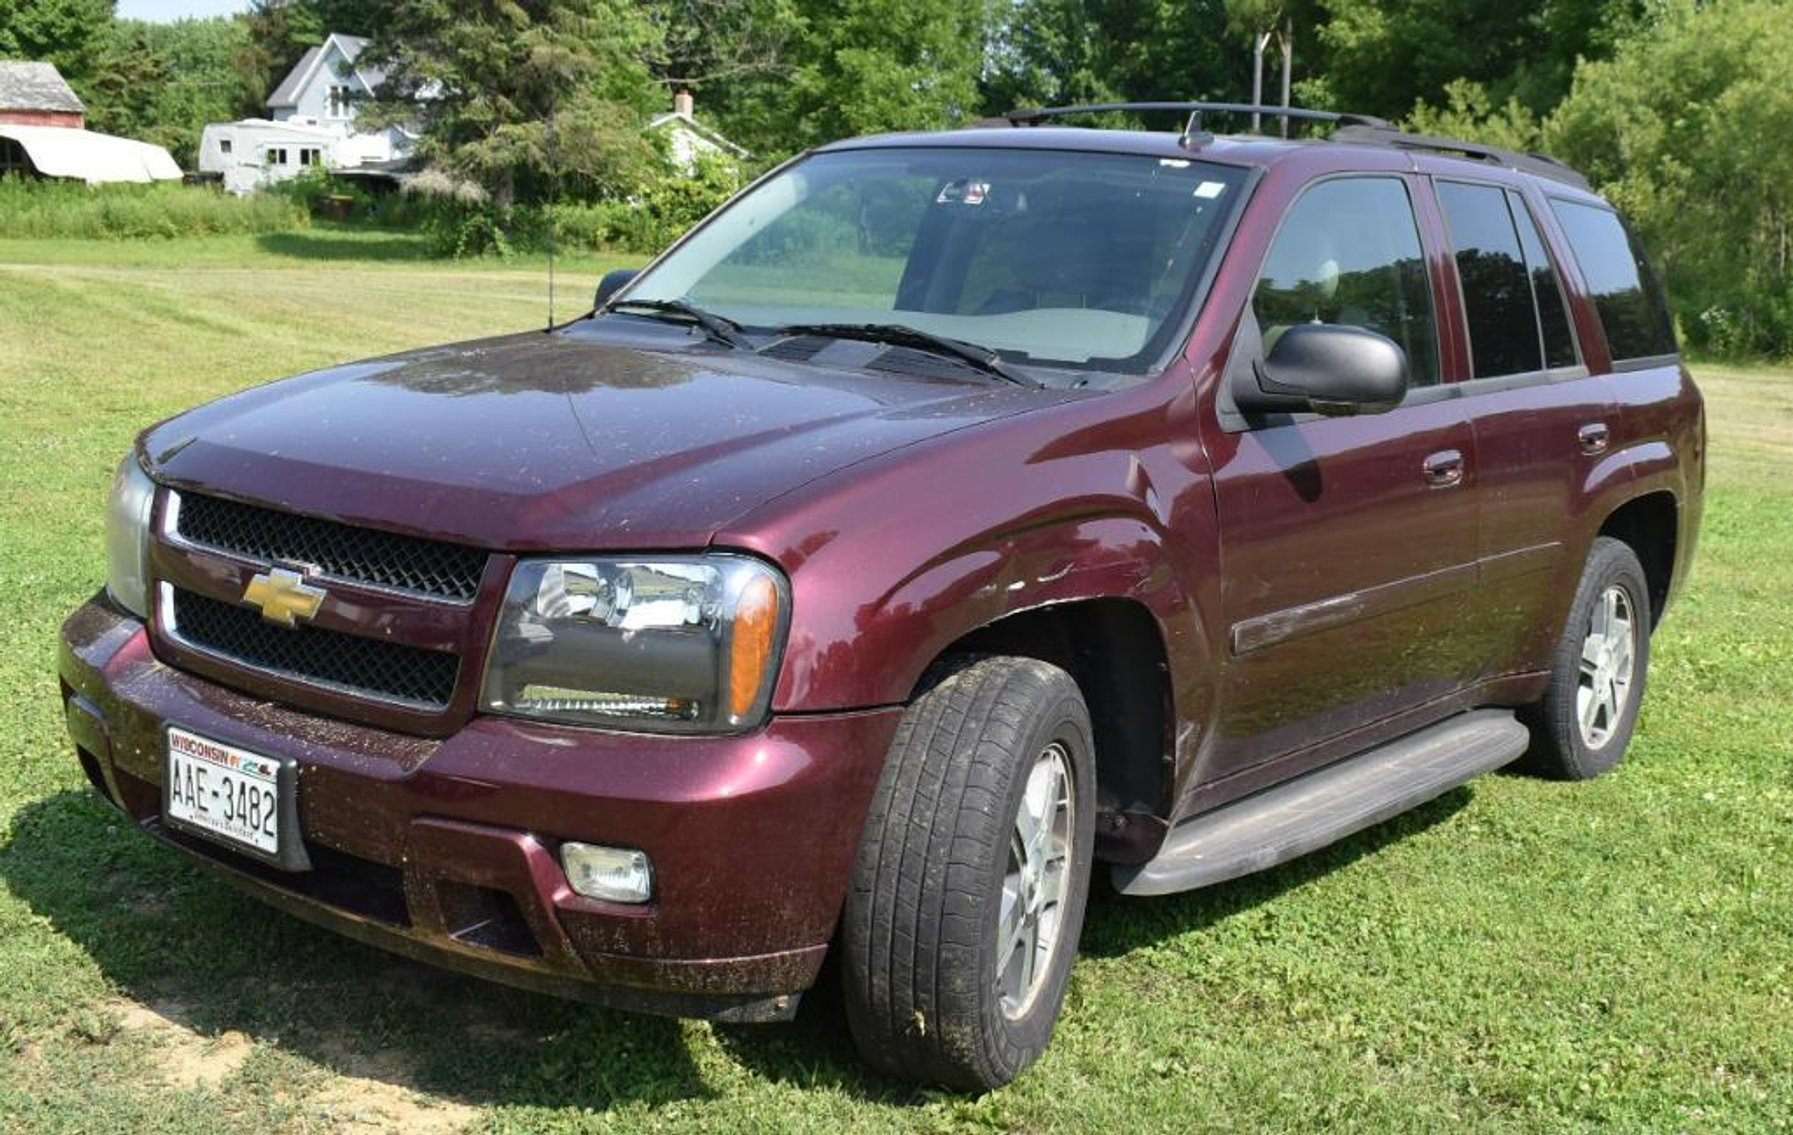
[713,380,1219,723]
[768,511,1208,714]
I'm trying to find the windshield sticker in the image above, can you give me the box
[1158,158,1192,169]
[1194,181,1227,199]
[936,179,990,206]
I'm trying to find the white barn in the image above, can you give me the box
[199,33,417,194]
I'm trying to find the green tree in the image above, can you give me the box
[363,0,663,208]
[648,0,799,91]
[778,0,985,142]
[1547,0,1793,356]
[639,0,801,157]
[1299,0,1640,119]
[0,0,117,97]
[85,17,247,164]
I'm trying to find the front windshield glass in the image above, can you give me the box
[621,146,1248,375]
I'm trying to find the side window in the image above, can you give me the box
[1255,177,1439,386]
[1437,181,1540,377]
[1549,199,1678,361]
[1509,192,1578,368]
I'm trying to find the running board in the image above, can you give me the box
[1113,709,1530,896]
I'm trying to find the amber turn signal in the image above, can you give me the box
[729,574,779,723]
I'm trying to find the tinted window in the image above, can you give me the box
[1510,192,1578,368]
[1550,199,1677,360]
[1255,178,1439,385]
[1438,181,1539,377]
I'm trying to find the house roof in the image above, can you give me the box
[0,61,86,114]
[0,124,179,183]
[267,34,387,110]
[267,47,320,108]
[645,112,748,158]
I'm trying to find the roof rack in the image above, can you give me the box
[983,102,1592,190]
[1330,124,1590,190]
[1001,101,1390,144]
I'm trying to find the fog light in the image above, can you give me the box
[561,842,653,904]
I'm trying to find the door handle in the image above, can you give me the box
[1579,421,1610,455]
[1423,449,1465,488]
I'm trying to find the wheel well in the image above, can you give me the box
[1599,491,1677,626]
[929,600,1172,822]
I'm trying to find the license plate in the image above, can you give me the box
[165,727,282,857]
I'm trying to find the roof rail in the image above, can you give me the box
[1001,101,1390,141]
[1329,124,1590,190]
[983,103,1592,189]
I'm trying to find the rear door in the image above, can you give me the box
[1432,178,1619,678]
[1202,175,1483,785]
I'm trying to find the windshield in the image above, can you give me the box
[620,146,1248,376]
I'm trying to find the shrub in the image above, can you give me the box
[0,177,307,239]
[1546,2,1793,359]
[531,155,747,258]
[268,168,376,219]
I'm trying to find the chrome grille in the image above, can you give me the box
[169,588,459,709]
[173,492,488,602]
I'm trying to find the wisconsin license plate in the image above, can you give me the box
[165,727,282,857]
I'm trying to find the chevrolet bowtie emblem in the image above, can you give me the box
[242,567,326,628]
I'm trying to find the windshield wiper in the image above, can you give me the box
[772,322,1042,388]
[607,298,752,350]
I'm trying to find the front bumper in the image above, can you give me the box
[58,594,901,1022]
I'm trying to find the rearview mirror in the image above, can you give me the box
[594,268,640,309]
[1236,323,1410,417]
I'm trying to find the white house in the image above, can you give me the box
[645,90,747,175]
[199,33,417,194]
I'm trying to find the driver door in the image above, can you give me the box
[1200,175,1482,788]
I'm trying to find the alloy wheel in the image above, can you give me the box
[998,741,1073,1019]
[1577,583,1637,750]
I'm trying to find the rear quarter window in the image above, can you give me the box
[1549,199,1677,362]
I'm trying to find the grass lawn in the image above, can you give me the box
[1,236,1789,1133]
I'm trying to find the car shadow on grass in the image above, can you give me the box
[1077,786,1474,960]
[2,790,785,1115]
[708,787,1476,1094]
[2,785,1472,1108]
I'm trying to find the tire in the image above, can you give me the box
[841,656,1096,1091]
[1518,536,1653,780]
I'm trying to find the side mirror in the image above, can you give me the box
[594,268,640,309]
[1236,323,1410,417]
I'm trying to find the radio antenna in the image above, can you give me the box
[545,77,558,332]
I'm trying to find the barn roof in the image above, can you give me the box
[0,61,86,114]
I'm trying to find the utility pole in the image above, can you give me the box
[1279,16,1293,135]
[1252,29,1272,132]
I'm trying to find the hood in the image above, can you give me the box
[142,331,1054,551]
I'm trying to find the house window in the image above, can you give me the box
[265,147,288,166]
[328,85,351,118]
[299,148,321,167]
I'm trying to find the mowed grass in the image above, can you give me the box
[1,236,1789,1133]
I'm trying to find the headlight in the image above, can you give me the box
[480,555,788,733]
[105,453,157,619]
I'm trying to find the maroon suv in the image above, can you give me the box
[58,104,1703,1090]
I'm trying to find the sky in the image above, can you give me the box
[115,0,252,21]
